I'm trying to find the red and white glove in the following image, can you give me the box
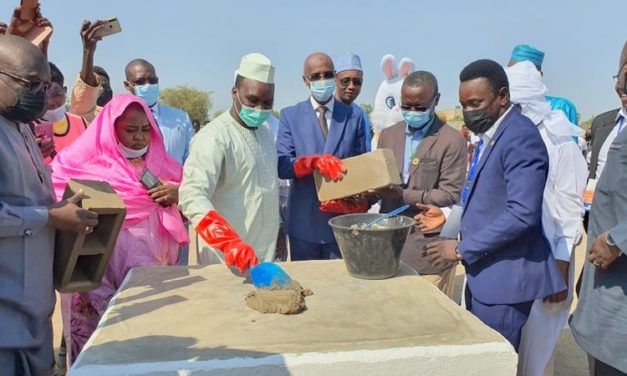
[320,199,369,214]
[195,210,259,273]
[294,154,346,181]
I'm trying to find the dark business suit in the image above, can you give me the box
[378,117,467,297]
[459,108,566,350]
[277,98,368,260]
[588,108,620,180]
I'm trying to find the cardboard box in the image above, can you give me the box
[314,149,401,201]
[54,180,126,293]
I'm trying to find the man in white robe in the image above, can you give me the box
[506,60,588,376]
[179,53,279,271]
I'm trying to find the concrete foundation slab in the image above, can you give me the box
[69,260,517,375]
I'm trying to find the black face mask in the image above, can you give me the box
[3,87,48,123]
[463,108,495,134]
[462,96,499,134]
[97,87,113,107]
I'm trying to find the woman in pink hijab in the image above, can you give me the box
[51,94,189,363]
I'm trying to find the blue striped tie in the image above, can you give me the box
[462,139,484,207]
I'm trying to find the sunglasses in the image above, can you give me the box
[338,77,363,88]
[306,71,335,81]
[0,68,48,93]
[131,77,159,86]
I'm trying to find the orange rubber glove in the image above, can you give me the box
[195,210,259,273]
[320,199,369,214]
[294,154,346,181]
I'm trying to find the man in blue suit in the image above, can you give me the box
[277,52,369,261]
[425,59,565,351]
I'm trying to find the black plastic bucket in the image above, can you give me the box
[328,213,415,280]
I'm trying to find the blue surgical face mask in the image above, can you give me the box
[403,109,433,129]
[403,110,431,129]
[134,83,159,107]
[402,99,436,129]
[309,79,335,102]
[236,93,271,128]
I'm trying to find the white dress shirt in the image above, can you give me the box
[310,97,335,132]
[596,108,627,179]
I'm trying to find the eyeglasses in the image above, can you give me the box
[131,77,159,86]
[338,77,363,88]
[306,71,335,81]
[614,73,627,94]
[0,68,48,93]
[401,96,438,112]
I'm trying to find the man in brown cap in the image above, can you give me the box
[570,41,627,376]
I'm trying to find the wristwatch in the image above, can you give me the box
[454,247,463,261]
[606,233,617,248]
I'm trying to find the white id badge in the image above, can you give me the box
[440,204,463,239]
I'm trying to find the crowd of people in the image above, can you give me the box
[0,4,626,376]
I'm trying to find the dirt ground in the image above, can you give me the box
[52,231,590,375]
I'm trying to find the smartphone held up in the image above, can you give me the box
[93,17,122,39]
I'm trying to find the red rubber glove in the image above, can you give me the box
[294,154,346,181]
[320,199,369,214]
[195,210,259,273]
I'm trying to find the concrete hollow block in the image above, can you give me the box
[314,149,401,202]
[54,179,126,293]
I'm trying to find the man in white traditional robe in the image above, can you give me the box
[506,60,588,376]
[179,53,279,271]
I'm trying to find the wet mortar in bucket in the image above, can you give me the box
[329,213,415,280]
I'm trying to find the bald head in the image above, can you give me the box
[0,35,50,111]
[303,52,334,77]
[125,59,156,80]
[124,58,159,95]
[0,35,49,78]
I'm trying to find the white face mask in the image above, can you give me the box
[42,105,67,123]
[118,142,148,159]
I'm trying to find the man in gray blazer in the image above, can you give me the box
[372,71,467,298]
[570,40,627,376]
[0,35,98,375]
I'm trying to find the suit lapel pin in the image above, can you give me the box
[412,158,420,166]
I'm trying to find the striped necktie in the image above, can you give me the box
[461,139,484,207]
